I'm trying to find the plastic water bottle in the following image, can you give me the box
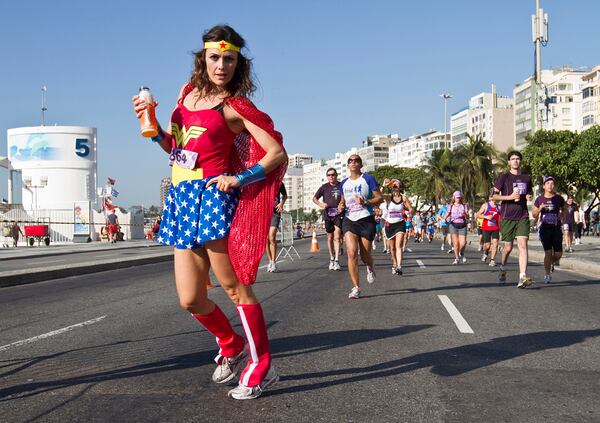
[138,86,158,138]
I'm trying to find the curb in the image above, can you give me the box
[0,243,163,262]
[0,251,173,288]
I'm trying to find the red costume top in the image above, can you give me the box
[173,84,287,285]
[170,84,237,178]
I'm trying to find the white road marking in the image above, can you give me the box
[437,295,474,334]
[416,260,426,269]
[0,316,107,352]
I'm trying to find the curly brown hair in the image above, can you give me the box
[190,25,255,99]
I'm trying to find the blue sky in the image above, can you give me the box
[1,0,598,207]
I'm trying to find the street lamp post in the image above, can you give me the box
[41,86,47,126]
[440,94,452,143]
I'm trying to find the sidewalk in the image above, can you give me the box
[466,232,600,278]
[0,240,173,287]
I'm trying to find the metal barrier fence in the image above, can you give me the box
[276,212,300,261]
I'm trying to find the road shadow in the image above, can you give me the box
[0,324,432,401]
[268,328,600,397]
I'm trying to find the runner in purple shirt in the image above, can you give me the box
[492,150,533,288]
[313,167,344,271]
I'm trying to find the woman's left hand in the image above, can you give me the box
[207,175,241,192]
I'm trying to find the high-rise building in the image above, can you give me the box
[160,177,171,207]
[302,161,325,213]
[581,65,600,130]
[287,153,313,167]
[388,130,450,168]
[513,67,587,149]
[357,134,398,172]
[451,88,514,152]
[283,166,303,212]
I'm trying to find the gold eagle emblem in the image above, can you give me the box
[171,123,207,148]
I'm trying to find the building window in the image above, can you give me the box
[583,115,595,126]
[583,87,594,99]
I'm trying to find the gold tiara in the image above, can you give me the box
[204,40,241,52]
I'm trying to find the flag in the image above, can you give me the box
[110,188,119,198]
[105,203,119,211]
[106,177,116,186]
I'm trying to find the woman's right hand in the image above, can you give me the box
[132,95,158,119]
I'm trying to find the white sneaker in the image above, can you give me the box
[228,365,279,400]
[543,274,552,284]
[441,245,445,251]
[266,263,273,272]
[489,259,497,267]
[517,275,533,289]
[481,254,488,262]
[462,255,467,263]
[348,286,360,299]
[271,262,278,273]
[212,344,249,384]
[333,260,341,271]
[392,266,397,275]
[452,258,459,265]
[367,267,376,284]
[328,260,334,271]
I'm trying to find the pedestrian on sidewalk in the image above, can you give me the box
[476,192,500,266]
[574,203,585,246]
[437,198,452,252]
[132,24,287,400]
[11,221,23,248]
[445,191,469,265]
[492,150,533,288]
[564,195,577,253]
[532,176,565,284]
[338,154,383,299]
[313,168,343,271]
[382,178,413,275]
[106,210,119,244]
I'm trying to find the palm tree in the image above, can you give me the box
[421,148,456,207]
[454,134,497,208]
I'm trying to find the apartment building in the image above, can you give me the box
[302,161,326,213]
[287,153,313,168]
[581,65,600,130]
[389,130,450,168]
[513,67,587,149]
[451,88,514,152]
[282,166,303,212]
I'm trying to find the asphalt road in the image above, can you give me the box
[1,237,599,422]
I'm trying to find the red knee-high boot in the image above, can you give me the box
[192,305,245,360]
[236,303,272,387]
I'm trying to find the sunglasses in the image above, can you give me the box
[347,158,361,164]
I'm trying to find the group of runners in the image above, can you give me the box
[311,149,584,298]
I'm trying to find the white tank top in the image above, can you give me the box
[386,198,405,224]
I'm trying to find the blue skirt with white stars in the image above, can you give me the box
[157,177,239,250]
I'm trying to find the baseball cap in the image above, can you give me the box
[543,176,554,184]
[453,190,462,198]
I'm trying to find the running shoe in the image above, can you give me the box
[328,260,334,271]
[568,247,573,253]
[392,266,397,275]
[228,365,279,400]
[498,270,507,284]
[348,286,360,299]
[266,263,273,273]
[396,267,403,275]
[212,344,249,384]
[452,258,459,265]
[367,267,376,284]
[543,274,552,284]
[478,246,482,252]
[441,245,445,251]
[271,262,278,273]
[447,248,454,254]
[481,254,488,262]
[517,275,533,289]
[333,261,341,271]
[488,259,497,267]
[461,255,467,263]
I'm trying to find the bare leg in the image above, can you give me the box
[345,231,360,288]
[516,236,529,275]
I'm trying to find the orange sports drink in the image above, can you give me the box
[138,86,158,138]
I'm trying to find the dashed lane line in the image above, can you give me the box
[437,295,474,334]
[0,316,107,352]
[416,260,426,269]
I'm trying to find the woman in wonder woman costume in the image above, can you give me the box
[132,25,287,400]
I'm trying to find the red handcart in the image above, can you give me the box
[24,224,51,246]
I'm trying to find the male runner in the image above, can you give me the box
[313,168,343,271]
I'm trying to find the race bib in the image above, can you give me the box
[388,210,404,218]
[543,213,558,225]
[169,148,198,170]
[514,182,527,195]
[327,207,339,217]
[563,223,570,231]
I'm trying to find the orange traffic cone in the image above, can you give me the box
[310,229,319,252]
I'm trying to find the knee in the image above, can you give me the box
[179,298,211,315]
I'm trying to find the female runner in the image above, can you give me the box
[382,179,413,275]
[133,25,287,400]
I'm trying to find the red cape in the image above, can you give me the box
[226,97,287,285]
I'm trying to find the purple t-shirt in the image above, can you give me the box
[494,172,532,220]
[564,203,577,225]
[534,194,565,226]
[314,183,343,219]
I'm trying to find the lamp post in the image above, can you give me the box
[41,86,47,126]
[440,94,452,143]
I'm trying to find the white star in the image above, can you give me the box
[178,224,182,231]
[167,195,173,202]
[170,219,176,227]
[193,182,200,190]
[168,229,174,237]
[186,243,193,249]
[206,185,214,191]
[227,222,231,228]
[204,213,211,221]
[184,229,192,237]
[221,200,227,207]
[163,204,169,210]
[218,228,225,236]
[211,236,216,240]
[195,198,200,204]
[177,238,184,245]
[212,207,219,214]
[179,185,186,192]
[188,192,195,200]
[206,199,213,207]
[220,214,226,222]
[183,214,190,222]
[162,227,168,234]
[181,200,188,208]
[174,209,179,217]
[158,236,164,243]
[211,221,218,228]
[203,228,210,235]
[197,236,202,242]
[191,221,198,228]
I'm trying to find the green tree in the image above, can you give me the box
[572,125,600,212]
[420,148,456,207]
